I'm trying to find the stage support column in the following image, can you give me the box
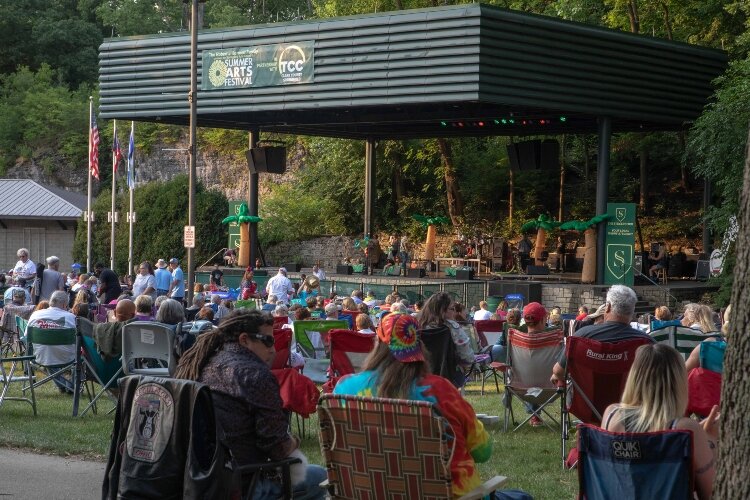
[702,177,712,255]
[596,117,612,285]
[249,130,259,268]
[364,137,376,237]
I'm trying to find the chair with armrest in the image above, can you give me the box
[318,393,507,500]
[650,325,721,359]
[577,424,694,500]
[121,321,176,377]
[271,328,292,370]
[76,316,123,417]
[560,336,652,467]
[323,329,375,393]
[474,319,506,394]
[292,320,348,383]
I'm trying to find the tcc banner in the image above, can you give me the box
[604,203,636,286]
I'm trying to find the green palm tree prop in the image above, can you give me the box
[221,203,262,267]
[521,214,562,266]
[413,214,450,260]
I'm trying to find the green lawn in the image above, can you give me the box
[0,378,577,499]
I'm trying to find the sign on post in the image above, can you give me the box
[202,41,314,91]
[604,203,636,286]
[184,225,196,249]
[227,201,243,251]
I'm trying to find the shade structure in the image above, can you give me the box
[98,4,727,139]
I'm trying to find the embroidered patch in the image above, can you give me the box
[126,382,175,462]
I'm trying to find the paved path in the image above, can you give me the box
[0,448,105,499]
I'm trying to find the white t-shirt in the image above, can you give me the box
[313,268,326,281]
[132,273,156,298]
[473,309,493,321]
[27,307,77,366]
[266,274,294,304]
[14,259,36,279]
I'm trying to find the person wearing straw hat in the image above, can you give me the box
[334,312,494,498]
[154,259,172,297]
[298,274,320,302]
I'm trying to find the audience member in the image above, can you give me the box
[167,258,185,304]
[262,294,278,312]
[266,268,294,305]
[419,292,474,382]
[154,259,172,297]
[575,305,589,321]
[355,314,375,335]
[240,269,259,300]
[134,295,154,321]
[341,297,357,311]
[351,289,364,305]
[196,306,215,321]
[26,291,76,393]
[682,303,717,333]
[94,262,122,304]
[312,264,326,281]
[39,256,65,302]
[324,302,339,320]
[185,294,205,321]
[473,301,493,321]
[34,300,50,311]
[131,261,156,298]
[155,298,185,325]
[654,305,672,321]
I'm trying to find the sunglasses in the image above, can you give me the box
[247,333,275,348]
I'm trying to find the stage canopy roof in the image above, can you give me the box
[98,3,727,139]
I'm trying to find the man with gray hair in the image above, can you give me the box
[39,256,65,302]
[265,268,294,305]
[324,302,339,320]
[26,290,77,393]
[550,284,653,384]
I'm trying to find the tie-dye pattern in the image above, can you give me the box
[334,371,492,496]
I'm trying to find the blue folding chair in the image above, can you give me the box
[577,424,694,500]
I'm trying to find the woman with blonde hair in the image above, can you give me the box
[601,344,719,499]
[681,304,717,333]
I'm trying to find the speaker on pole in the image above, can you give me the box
[540,139,559,170]
[246,146,287,174]
[506,143,520,171]
[516,140,541,170]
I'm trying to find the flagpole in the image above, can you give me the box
[128,121,135,277]
[87,97,93,274]
[110,119,117,271]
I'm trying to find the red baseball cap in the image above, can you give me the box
[523,302,547,323]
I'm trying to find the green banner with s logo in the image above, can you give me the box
[605,203,636,286]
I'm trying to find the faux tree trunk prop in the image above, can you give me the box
[559,214,611,284]
[521,214,562,266]
[412,214,450,261]
[221,203,262,268]
[354,236,371,267]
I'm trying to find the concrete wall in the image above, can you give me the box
[0,218,78,273]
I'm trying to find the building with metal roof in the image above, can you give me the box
[0,179,87,272]
[97,3,727,283]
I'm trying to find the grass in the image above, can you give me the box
[0,375,578,499]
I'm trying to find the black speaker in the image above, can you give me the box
[526,265,549,276]
[336,265,353,275]
[284,263,301,272]
[540,139,559,170]
[516,140,541,170]
[407,268,425,278]
[492,260,505,272]
[695,260,710,280]
[506,143,520,171]
[246,146,287,174]
[455,269,474,280]
[487,281,542,304]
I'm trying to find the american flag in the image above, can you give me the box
[112,135,123,173]
[89,108,100,180]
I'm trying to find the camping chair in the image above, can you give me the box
[0,345,37,415]
[474,319,506,394]
[318,393,507,500]
[235,299,257,310]
[121,321,176,377]
[650,325,721,359]
[292,319,348,383]
[577,424,694,500]
[421,325,463,388]
[273,316,289,330]
[339,310,362,329]
[76,317,123,417]
[24,325,81,416]
[686,340,726,417]
[456,322,492,387]
[271,328,292,370]
[323,329,375,393]
[560,336,652,467]
[500,328,563,432]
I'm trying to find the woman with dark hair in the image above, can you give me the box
[334,312,492,498]
[175,309,326,499]
[240,269,259,300]
[602,344,718,499]
[419,292,474,378]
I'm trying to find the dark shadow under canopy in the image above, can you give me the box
[98,3,727,139]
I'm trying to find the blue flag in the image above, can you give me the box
[127,128,135,189]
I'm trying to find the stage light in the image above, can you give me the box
[458,122,464,127]
[440,121,447,127]
[509,119,515,124]
[494,119,500,125]
[478,121,484,127]
[560,116,567,122]
[501,119,507,124]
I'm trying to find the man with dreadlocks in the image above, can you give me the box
[175,309,327,499]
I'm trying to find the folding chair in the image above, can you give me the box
[76,317,123,417]
[273,316,289,330]
[560,336,652,467]
[292,319,347,383]
[24,325,81,416]
[456,322,492,387]
[318,393,507,500]
[500,328,563,432]
[271,328,292,370]
[686,341,725,418]
[650,325,721,359]
[324,329,375,393]
[474,319,505,394]
[0,349,37,415]
[577,424,694,499]
[121,321,176,377]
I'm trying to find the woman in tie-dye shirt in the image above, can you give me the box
[333,312,492,497]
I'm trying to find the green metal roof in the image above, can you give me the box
[98,3,727,139]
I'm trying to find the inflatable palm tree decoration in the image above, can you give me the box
[521,214,562,266]
[412,214,450,261]
[221,203,262,267]
[560,214,610,283]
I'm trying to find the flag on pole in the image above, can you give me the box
[112,135,123,172]
[127,127,135,189]
[89,108,100,180]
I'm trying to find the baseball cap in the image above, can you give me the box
[586,303,608,320]
[522,302,547,323]
[377,312,424,363]
[169,258,179,264]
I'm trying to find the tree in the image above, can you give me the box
[715,126,750,498]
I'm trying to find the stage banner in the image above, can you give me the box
[604,202,636,286]
[227,201,243,251]
[202,41,314,90]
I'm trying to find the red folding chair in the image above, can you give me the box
[560,336,652,467]
[323,329,375,393]
[686,368,721,418]
[273,316,289,330]
[271,328,292,370]
[474,319,506,394]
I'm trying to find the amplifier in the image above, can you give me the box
[407,268,426,278]
[526,265,549,276]
[336,265,353,275]
[455,269,475,280]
